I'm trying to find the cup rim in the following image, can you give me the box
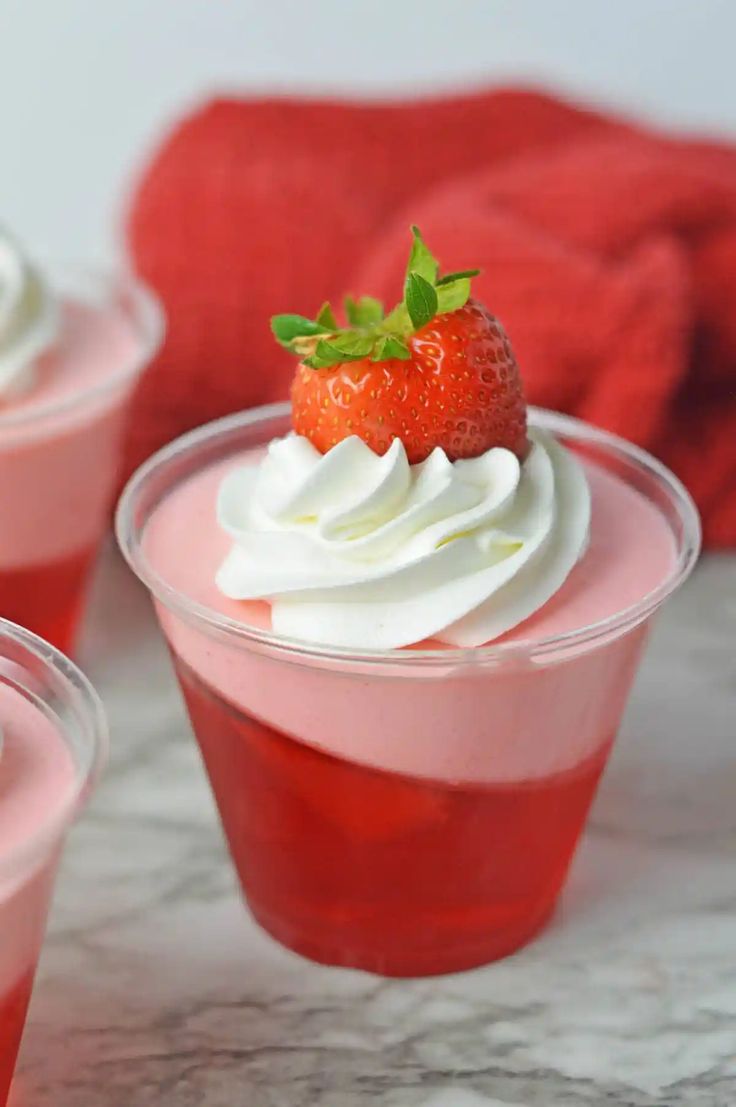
[116,402,701,669]
[0,264,165,432]
[0,618,108,879]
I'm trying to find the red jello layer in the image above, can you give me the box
[0,546,95,654]
[0,970,34,1107]
[176,657,610,976]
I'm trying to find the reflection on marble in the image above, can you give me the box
[12,548,736,1107]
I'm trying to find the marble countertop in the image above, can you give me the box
[12,549,736,1107]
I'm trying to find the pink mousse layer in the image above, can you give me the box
[0,682,76,993]
[0,298,144,568]
[144,445,677,784]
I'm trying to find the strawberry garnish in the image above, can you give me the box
[271,227,528,463]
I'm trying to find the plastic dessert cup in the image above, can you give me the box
[0,268,162,654]
[0,619,106,1103]
[117,403,700,977]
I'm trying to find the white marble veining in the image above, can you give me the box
[11,548,736,1107]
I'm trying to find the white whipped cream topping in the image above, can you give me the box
[216,429,591,650]
[0,228,59,397]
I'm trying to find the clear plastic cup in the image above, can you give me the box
[0,619,106,1103]
[117,404,700,976]
[0,267,163,654]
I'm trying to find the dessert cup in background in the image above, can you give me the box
[0,261,163,654]
[117,404,700,977]
[0,619,106,1104]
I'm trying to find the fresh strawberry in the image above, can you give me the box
[272,227,528,463]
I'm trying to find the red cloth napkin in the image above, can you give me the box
[127,88,736,547]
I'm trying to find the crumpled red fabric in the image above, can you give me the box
[127,88,736,546]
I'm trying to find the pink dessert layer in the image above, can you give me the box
[0,298,144,568]
[143,444,677,784]
[0,681,76,994]
[1,299,138,423]
[145,449,676,643]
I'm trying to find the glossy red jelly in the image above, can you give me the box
[0,971,34,1106]
[0,547,95,655]
[176,657,611,976]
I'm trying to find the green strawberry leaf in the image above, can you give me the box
[271,313,332,348]
[305,342,350,369]
[315,301,338,329]
[405,272,438,330]
[372,335,411,361]
[326,332,375,357]
[382,301,412,335]
[344,295,384,327]
[436,277,472,314]
[405,226,439,287]
[303,351,338,370]
[436,268,480,286]
[305,332,376,368]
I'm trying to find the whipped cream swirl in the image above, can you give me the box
[216,429,591,649]
[0,228,59,397]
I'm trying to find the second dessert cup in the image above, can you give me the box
[0,265,163,654]
[117,403,700,977]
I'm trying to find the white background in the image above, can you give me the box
[2,0,734,260]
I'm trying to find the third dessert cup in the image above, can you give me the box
[0,231,163,654]
[117,401,699,977]
[0,620,106,1103]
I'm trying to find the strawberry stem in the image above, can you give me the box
[271,227,480,369]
